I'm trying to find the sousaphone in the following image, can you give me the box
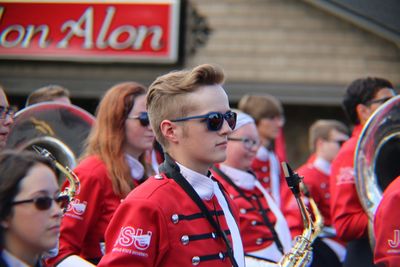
[354,95,400,246]
[6,102,95,184]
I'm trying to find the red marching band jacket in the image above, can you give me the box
[251,146,291,211]
[98,172,244,267]
[46,156,141,265]
[329,125,368,241]
[374,175,400,267]
[211,164,292,264]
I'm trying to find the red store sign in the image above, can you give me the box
[0,0,181,63]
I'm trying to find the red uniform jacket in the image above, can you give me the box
[330,125,368,241]
[47,156,139,265]
[98,173,242,267]
[251,148,290,210]
[374,176,400,267]
[211,166,291,263]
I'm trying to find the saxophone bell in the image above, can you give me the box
[33,145,80,211]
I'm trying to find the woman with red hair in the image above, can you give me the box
[46,82,155,266]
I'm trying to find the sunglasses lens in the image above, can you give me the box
[139,113,149,127]
[225,112,237,130]
[35,197,53,210]
[206,113,224,131]
[56,195,70,210]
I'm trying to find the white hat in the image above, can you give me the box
[233,109,254,131]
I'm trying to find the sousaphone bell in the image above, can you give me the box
[6,102,95,184]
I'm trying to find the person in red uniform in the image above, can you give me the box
[238,94,287,208]
[98,64,245,267]
[284,119,349,266]
[330,77,396,267]
[46,82,155,266]
[211,110,292,266]
[374,175,400,267]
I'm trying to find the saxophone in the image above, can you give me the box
[33,145,80,209]
[245,162,314,267]
[300,182,324,241]
[277,162,313,267]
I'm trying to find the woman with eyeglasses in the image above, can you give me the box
[0,150,69,267]
[0,87,15,151]
[210,110,292,266]
[46,82,155,266]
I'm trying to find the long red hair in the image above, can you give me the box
[82,82,147,197]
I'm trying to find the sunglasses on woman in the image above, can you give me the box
[12,194,70,211]
[128,112,150,127]
[171,111,237,131]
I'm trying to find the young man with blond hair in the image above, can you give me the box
[99,64,245,267]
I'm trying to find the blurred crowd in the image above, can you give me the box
[0,66,398,267]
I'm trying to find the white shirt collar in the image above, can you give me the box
[220,164,256,190]
[125,154,145,181]
[313,156,331,175]
[256,145,270,161]
[176,162,214,200]
[2,249,31,267]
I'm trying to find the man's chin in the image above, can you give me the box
[214,153,227,164]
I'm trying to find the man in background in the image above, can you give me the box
[330,77,396,267]
[26,84,71,106]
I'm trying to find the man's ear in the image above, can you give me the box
[356,103,370,125]
[315,138,324,150]
[160,120,180,144]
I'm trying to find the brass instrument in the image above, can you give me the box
[354,95,400,247]
[33,145,80,207]
[278,162,313,267]
[300,182,324,241]
[6,102,94,185]
[245,162,314,267]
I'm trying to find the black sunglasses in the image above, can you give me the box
[128,112,150,127]
[365,96,393,106]
[171,111,237,131]
[328,139,346,147]
[12,194,70,211]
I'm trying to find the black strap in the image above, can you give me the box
[212,165,285,255]
[159,154,239,267]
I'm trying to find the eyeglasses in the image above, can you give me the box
[127,112,150,127]
[365,97,393,106]
[12,194,70,211]
[263,115,285,125]
[171,111,237,131]
[0,106,17,120]
[328,139,346,147]
[228,137,260,149]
